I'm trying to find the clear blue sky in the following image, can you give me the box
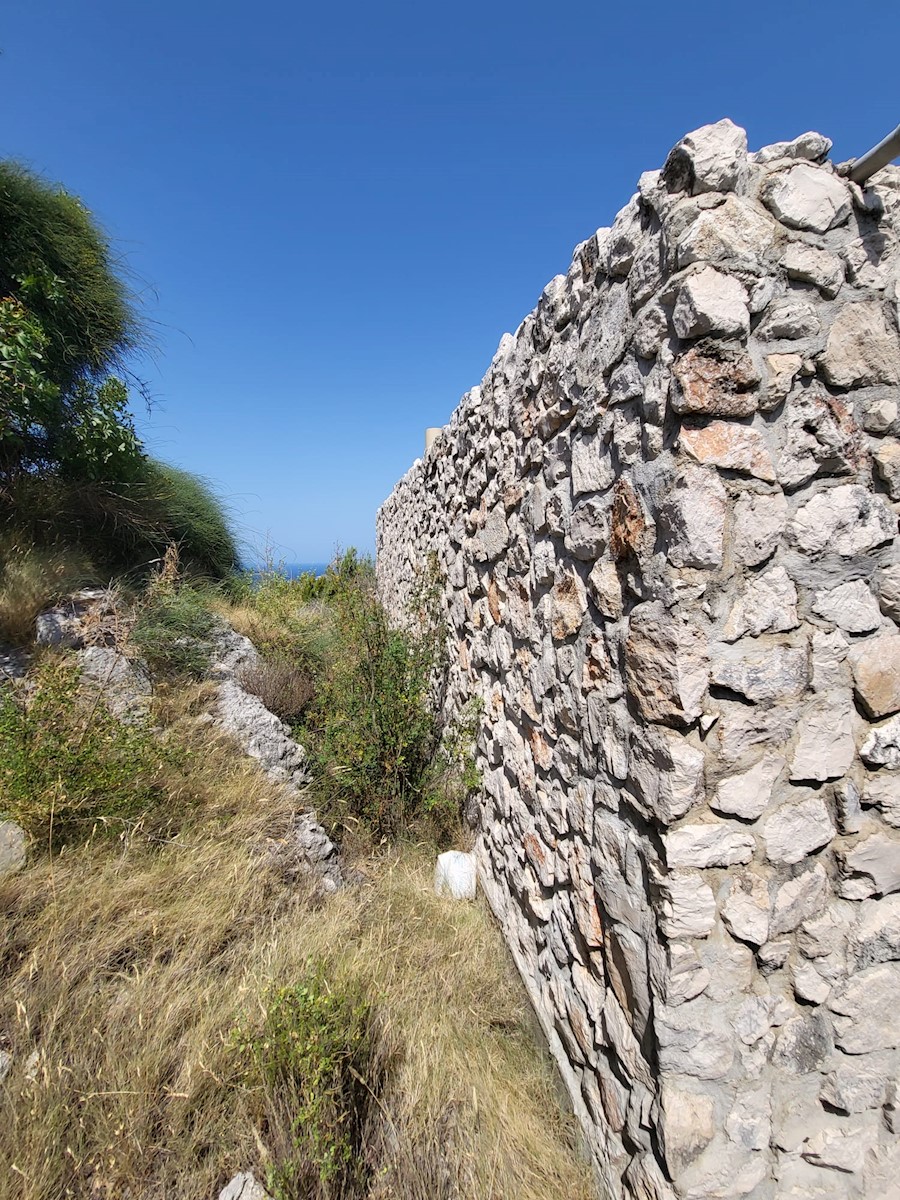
[3,2,898,562]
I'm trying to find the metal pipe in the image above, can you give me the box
[848,123,900,184]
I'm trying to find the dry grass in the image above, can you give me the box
[0,541,92,646]
[0,694,594,1200]
[239,659,316,724]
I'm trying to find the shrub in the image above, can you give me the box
[129,579,220,679]
[240,658,316,724]
[0,539,92,645]
[137,459,238,580]
[0,655,168,846]
[303,568,441,841]
[233,964,373,1200]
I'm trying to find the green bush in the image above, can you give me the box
[0,160,139,389]
[0,656,169,846]
[130,582,220,679]
[233,964,373,1200]
[137,460,238,580]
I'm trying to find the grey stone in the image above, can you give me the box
[776,387,861,490]
[783,241,844,297]
[771,862,829,935]
[820,302,900,389]
[0,820,26,878]
[829,963,900,1053]
[763,163,851,232]
[659,1081,716,1175]
[789,691,855,781]
[664,119,749,195]
[664,822,755,869]
[873,440,900,501]
[764,352,803,407]
[629,726,706,824]
[861,714,900,769]
[754,132,832,165]
[849,895,900,968]
[0,1049,11,1083]
[665,943,711,1004]
[660,465,727,570]
[862,773,900,829]
[673,267,750,340]
[725,1084,772,1152]
[802,1121,876,1174]
[789,484,896,558]
[838,833,900,899]
[722,566,798,641]
[735,993,792,1044]
[656,1000,735,1078]
[218,1173,272,1200]
[810,629,850,693]
[658,870,717,939]
[713,753,785,820]
[820,1056,893,1113]
[812,580,882,634]
[571,431,615,495]
[793,960,831,1004]
[772,1010,832,1073]
[732,492,789,567]
[721,872,771,945]
[762,795,836,863]
[710,641,809,704]
[77,646,152,721]
[625,603,709,727]
[677,195,777,273]
[758,297,821,340]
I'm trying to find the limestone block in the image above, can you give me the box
[660,464,727,570]
[571,431,615,495]
[829,962,900,1053]
[713,753,785,820]
[847,634,900,719]
[860,714,900,768]
[671,344,760,417]
[0,820,26,878]
[820,302,900,389]
[625,603,709,726]
[664,822,755,869]
[656,999,735,1079]
[676,195,777,272]
[792,961,831,1005]
[710,641,809,704]
[763,352,803,407]
[658,871,716,939]
[762,163,851,232]
[849,894,900,968]
[862,774,900,829]
[789,484,896,558]
[812,580,882,634]
[762,794,835,863]
[776,387,861,490]
[549,567,587,640]
[772,1010,832,1073]
[725,1084,772,1152]
[838,833,900,899]
[770,862,829,935]
[663,119,749,195]
[789,691,855,781]
[677,1142,768,1199]
[680,421,775,481]
[658,1081,715,1176]
[673,267,750,340]
[754,131,832,164]
[716,702,799,765]
[820,1056,893,1113]
[218,1174,272,1200]
[873,440,900,501]
[587,559,623,619]
[721,872,771,945]
[629,726,706,824]
[732,491,789,567]
[758,296,822,341]
[783,240,844,297]
[722,567,798,640]
[665,943,711,1004]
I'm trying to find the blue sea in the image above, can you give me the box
[241,562,329,580]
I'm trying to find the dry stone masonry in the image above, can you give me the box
[376,121,900,1198]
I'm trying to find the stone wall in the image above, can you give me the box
[376,121,900,1199]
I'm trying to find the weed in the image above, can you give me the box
[234,965,373,1199]
[129,573,219,679]
[0,539,92,644]
[0,655,170,846]
[240,657,316,724]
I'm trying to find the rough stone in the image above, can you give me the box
[789,692,855,782]
[763,352,803,407]
[0,820,26,878]
[849,895,900,969]
[77,646,152,721]
[625,604,709,726]
[671,345,759,417]
[732,492,789,567]
[862,774,900,829]
[660,465,727,569]
[658,1082,716,1176]
[680,421,775,481]
[713,753,784,820]
[789,484,896,558]
[820,1057,893,1113]
[710,641,809,704]
[218,1173,272,1200]
[656,1001,735,1079]
[874,440,900,501]
[838,833,900,899]
[771,862,829,935]
[829,962,900,1053]
[677,196,776,273]
[722,567,798,640]
[776,387,861,490]
[658,871,717,940]
[762,163,851,233]
[812,580,882,634]
[820,302,900,389]
[861,714,900,769]
[754,131,832,165]
[783,240,844,297]
[758,297,821,340]
[721,872,770,945]
[725,1084,772,1152]
[848,634,900,719]
[550,568,587,640]
[630,726,706,824]
[673,267,750,340]
[793,960,831,1004]
[663,119,748,196]
[664,822,754,869]
[762,795,835,864]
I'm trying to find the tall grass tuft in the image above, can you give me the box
[0,539,92,645]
